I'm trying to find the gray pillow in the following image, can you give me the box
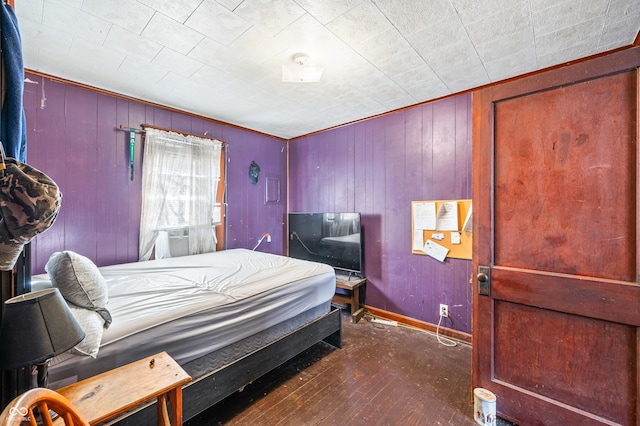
[67,305,104,358]
[45,251,112,328]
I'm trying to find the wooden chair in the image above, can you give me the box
[0,387,89,426]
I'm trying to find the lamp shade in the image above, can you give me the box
[0,288,85,369]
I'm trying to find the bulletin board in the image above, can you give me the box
[411,199,472,260]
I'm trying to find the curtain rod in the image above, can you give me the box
[118,124,227,145]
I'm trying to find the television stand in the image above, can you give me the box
[333,275,366,323]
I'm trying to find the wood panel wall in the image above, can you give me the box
[289,94,472,333]
[22,71,472,333]
[23,73,288,274]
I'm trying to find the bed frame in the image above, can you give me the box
[114,307,342,425]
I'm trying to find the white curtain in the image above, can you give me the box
[139,128,223,261]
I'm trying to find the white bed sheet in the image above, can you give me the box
[32,249,336,387]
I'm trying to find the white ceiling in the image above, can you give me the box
[15,0,640,139]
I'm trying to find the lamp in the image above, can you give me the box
[281,53,325,83]
[0,288,85,388]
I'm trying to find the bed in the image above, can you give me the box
[31,248,342,424]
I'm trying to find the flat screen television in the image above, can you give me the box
[288,212,363,275]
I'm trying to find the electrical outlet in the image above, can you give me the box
[439,304,449,318]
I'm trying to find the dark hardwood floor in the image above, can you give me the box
[185,310,514,426]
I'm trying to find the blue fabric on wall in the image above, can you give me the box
[1,2,26,162]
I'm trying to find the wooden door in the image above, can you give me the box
[472,47,640,425]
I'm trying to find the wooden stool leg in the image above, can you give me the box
[157,394,170,426]
[169,388,183,425]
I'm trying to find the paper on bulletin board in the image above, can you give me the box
[423,239,449,262]
[451,232,461,244]
[412,229,424,250]
[413,201,436,230]
[462,203,472,233]
[436,201,458,231]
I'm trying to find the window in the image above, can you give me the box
[139,128,224,261]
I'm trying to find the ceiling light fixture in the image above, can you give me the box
[281,53,325,83]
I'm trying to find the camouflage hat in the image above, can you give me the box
[0,157,62,270]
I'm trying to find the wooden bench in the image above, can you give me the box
[55,352,191,425]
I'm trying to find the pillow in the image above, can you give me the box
[45,251,112,328]
[67,305,104,358]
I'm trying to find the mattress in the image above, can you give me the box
[32,249,336,388]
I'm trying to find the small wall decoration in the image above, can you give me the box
[249,160,260,184]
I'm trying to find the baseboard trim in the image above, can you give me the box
[363,305,472,345]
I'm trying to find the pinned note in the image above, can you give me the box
[423,239,449,262]
[451,232,461,244]
[413,229,424,251]
[436,202,459,231]
[413,202,436,230]
[462,203,472,233]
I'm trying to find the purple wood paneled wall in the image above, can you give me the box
[289,94,472,333]
[23,73,287,274]
[22,71,471,332]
